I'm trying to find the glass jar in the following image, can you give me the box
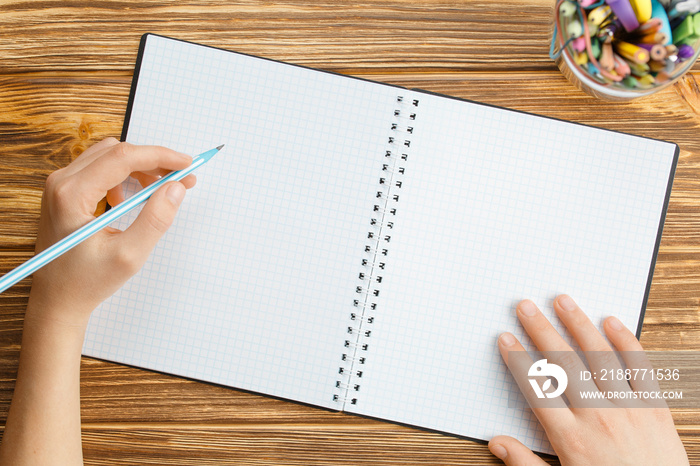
[552,0,700,100]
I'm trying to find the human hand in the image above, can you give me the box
[28,138,197,326]
[489,295,689,465]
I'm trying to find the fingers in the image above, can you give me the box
[106,174,196,207]
[604,316,643,352]
[488,436,550,465]
[133,172,197,190]
[132,171,159,189]
[604,316,659,393]
[69,142,192,207]
[180,174,197,189]
[553,295,629,394]
[516,300,600,401]
[553,295,611,352]
[106,184,125,207]
[61,137,121,176]
[111,182,187,274]
[84,136,121,155]
[498,332,570,427]
[54,139,195,212]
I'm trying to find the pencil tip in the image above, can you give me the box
[216,144,225,151]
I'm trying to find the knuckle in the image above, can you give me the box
[44,169,63,192]
[45,173,74,211]
[113,141,134,159]
[145,210,172,234]
[532,318,551,334]
[594,350,618,369]
[589,409,619,437]
[557,352,580,372]
[113,247,141,276]
[569,312,589,328]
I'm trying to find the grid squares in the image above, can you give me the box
[82,35,677,455]
[84,35,402,409]
[346,94,676,454]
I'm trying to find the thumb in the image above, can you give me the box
[489,436,549,466]
[116,181,186,266]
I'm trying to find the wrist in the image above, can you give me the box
[20,299,90,371]
[25,281,95,332]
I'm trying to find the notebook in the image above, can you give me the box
[83,34,678,454]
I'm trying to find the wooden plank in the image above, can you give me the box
[76,426,560,465]
[1,0,555,73]
[3,0,696,75]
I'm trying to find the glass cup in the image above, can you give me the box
[552,0,700,100]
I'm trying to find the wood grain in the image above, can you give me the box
[78,427,561,465]
[2,1,700,464]
[0,0,559,74]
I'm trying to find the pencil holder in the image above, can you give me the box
[551,0,700,100]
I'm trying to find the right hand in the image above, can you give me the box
[29,137,197,326]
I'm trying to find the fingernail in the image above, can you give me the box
[608,316,624,331]
[490,443,508,459]
[166,183,186,206]
[499,333,516,347]
[558,295,577,312]
[518,300,538,316]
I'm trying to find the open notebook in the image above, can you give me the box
[84,34,678,454]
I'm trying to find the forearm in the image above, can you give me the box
[0,140,192,465]
[0,293,89,466]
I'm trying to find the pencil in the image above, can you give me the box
[0,144,223,294]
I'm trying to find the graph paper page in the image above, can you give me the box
[348,95,676,453]
[83,35,402,409]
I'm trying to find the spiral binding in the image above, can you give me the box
[333,94,418,407]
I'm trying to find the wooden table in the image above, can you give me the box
[1,1,699,464]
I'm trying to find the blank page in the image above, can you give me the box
[83,35,403,408]
[83,35,677,453]
[348,93,676,453]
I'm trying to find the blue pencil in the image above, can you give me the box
[0,144,223,294]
